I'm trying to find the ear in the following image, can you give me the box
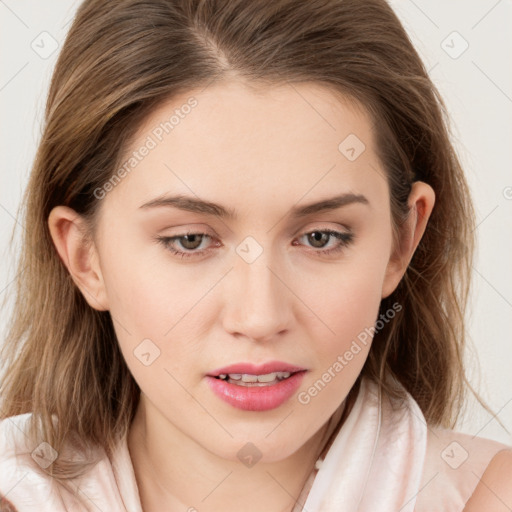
[48,206,109,311]
[381,181,435,299]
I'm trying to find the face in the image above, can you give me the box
[87,80,402,462]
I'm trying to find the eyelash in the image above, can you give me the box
[155,229,354,260]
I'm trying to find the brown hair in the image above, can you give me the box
[0,0,488,499]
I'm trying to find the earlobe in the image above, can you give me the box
[381,181,436,299]
[48,206,109,311]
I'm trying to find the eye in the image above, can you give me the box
[294,229,354,256]
[155,228,354,260]
[155,232,217,259]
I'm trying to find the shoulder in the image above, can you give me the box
[415,425,512,511]
[463,447,512,511]
[0,414,139,511]
[0,413,57,509]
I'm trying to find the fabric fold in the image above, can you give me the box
[303,376,428,512]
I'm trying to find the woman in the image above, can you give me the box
[0,0,511,510]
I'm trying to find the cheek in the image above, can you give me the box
[100,230,196,333]
[99,243,216,380]
[103,266,199,402]
[317,280,380,374]
[298,244,389,382]
[102,262,167,334]
[303,255,387,343]
[294,270,383,417]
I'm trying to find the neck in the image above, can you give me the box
[127,397,345,512]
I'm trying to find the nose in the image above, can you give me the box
[222,247,292,343]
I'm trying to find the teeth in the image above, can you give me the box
[217,371,292,383]
[241,374,259,383]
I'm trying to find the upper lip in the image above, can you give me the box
[207,361,307,377]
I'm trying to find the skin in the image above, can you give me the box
[49,80,436,511]
[463,449,512,512]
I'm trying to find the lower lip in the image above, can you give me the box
[205,371,307,411]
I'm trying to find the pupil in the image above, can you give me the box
[182,234,202,250]
[309,231,327,248]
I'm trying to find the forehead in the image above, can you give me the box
[107,80,388,218]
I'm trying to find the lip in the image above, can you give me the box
[206,361,307,377]
[205,371,307,411]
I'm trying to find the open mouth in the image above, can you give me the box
[206,369,307,411]
[213,371,302,387]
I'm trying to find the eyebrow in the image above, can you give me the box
[139,192,369,219]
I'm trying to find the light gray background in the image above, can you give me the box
[1,1,511,444]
